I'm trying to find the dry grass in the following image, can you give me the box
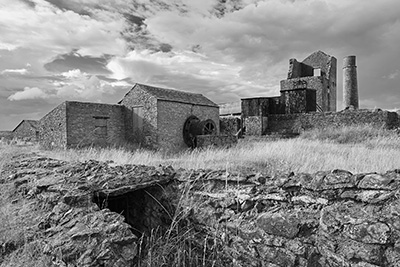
[43,125,400,175]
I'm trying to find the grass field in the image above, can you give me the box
[41,125,400,175]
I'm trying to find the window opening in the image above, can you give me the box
[313,68,321,76]
[94,116,108,137]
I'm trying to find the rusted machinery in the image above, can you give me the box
[183,115,216,148]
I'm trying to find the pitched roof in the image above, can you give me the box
[12,120,39,132]
[123,83,218,107]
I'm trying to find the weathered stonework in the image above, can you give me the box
[66,102,127,148]
[39,102,67,149]
[12,120,38,141]
[282,51,337,112]
[280,88,316,114]
[38,83,220,150]
[5,154,400,266]
[267,109,399,134]
[220,116,241,136]
[343,55,359,109]
[0,131,13,140]
[157,100,219,151]
[244,116,264,136]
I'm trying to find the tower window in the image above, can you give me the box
[313,68,321,76]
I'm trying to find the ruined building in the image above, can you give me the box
[39,83,233,151]
[241,51,337,135]
[241,51,399,135]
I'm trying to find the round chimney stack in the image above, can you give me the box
[343,55,358,109]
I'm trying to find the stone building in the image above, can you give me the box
[241,51,337,135]
[39,83,224,150]
[119,83,220,151]
[39,102,129,149]
[281,50,337,112]
[12,120,39,141]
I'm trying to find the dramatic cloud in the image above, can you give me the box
[1,0,400,130]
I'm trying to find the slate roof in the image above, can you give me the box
[12,120,39,132]
[122,83,218,107]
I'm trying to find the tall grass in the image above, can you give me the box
[44,125,400,175]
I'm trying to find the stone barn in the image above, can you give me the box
[12,120,39,141]
[38,83,223,150]
[119,83,220,151]
[39,102,130,149]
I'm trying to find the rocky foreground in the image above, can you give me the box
[1,153,400,266]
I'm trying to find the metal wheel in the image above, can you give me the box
[183,115,199,148]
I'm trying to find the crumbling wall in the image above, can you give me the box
[267,109,400,134]
[220,116,241,136]
[244,116,263,136]
[181,167,400,267]
[4,154,400,266]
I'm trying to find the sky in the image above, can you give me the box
[0,0,400,130]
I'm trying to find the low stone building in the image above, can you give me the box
[12,120,39,141]
[119,83,221,151]
[39,83,230,150]
[39,102,129,149]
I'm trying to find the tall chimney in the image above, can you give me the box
[343,56,358,109]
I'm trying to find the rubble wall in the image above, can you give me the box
[4,154,400,266]
[182,167,400,267]
[267,109,400,133]
[220,116,241,136]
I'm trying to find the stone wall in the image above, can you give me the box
[157,100,220,151]
[66,102,127,148]
[244,116,269,136]
[5,154,400,266]
[39,102,67,149]
[281,89,316,114]
[119,86,158,148]
[267,109,400,134]
[12,121,38,141]
[220,116,241,136]
[0,131,13,140]
[281,76,327,111]
[197,134,237,148]
[182,167,400,267]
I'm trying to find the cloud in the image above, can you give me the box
[7,68,124,102]
[1,68,29,75]
[0,0,128,58]
[8,87,49,101]
[384,70,399,80]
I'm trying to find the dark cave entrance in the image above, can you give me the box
[92,185,174,238]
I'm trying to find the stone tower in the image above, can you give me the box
[343,56,358,109]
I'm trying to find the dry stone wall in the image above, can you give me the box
[3,154,400,266]
[181,167,400,267]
